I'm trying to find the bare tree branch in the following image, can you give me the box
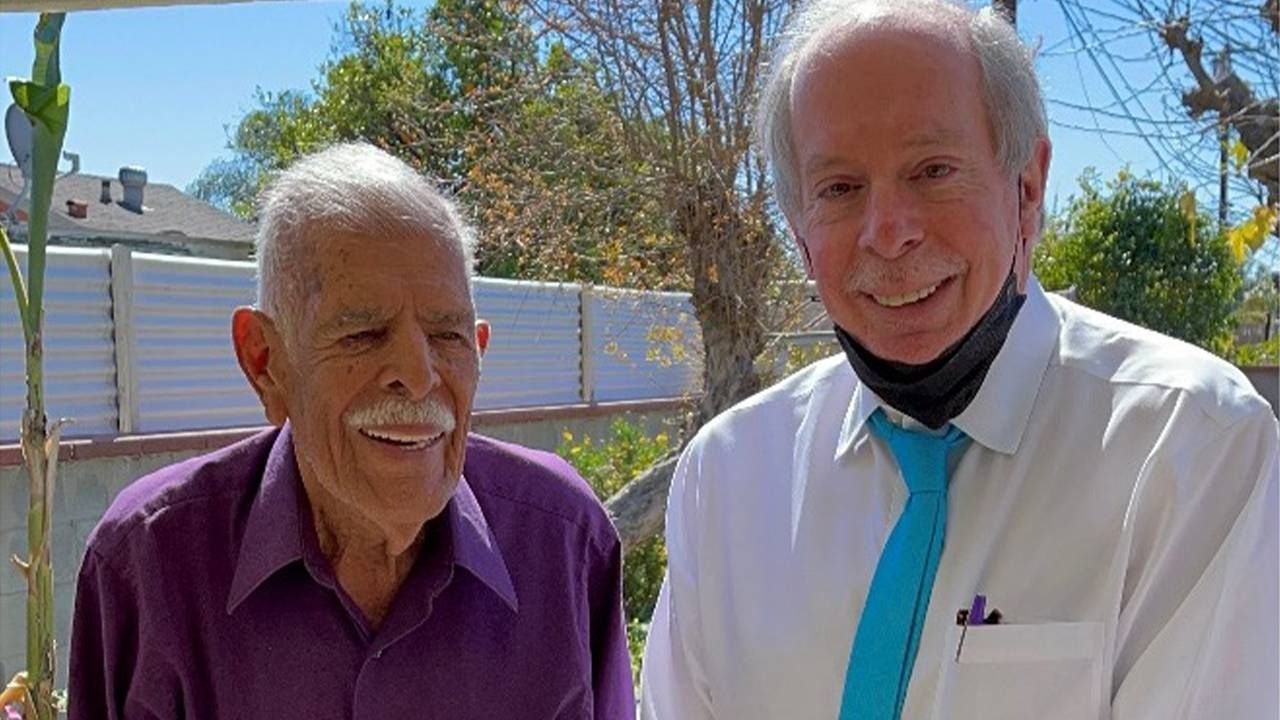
[604,452,680,552]
[1160,13,1279,203]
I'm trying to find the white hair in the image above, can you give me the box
[254,142,478,328]
[753,0,1047,222]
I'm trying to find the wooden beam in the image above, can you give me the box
[0,0,295,13]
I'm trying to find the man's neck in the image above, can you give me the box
[303,482,426,630]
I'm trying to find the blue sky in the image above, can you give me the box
[0,0,1216,214]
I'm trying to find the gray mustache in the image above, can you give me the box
[843,257,967,294]
[344,398,456,431]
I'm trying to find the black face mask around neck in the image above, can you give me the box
[835,270,1026,429]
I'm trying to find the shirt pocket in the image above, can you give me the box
[931,621,1106,720]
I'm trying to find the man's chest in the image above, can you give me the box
[692,431,1150,719]
[134,572,595,719]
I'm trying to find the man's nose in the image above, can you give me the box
[857,183,925,259]
[379,325,440,399]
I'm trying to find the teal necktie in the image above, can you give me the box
[837,408,971,720]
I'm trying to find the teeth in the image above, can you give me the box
[359,428,443,448]
[873,282,940,308]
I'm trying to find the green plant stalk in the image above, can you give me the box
[0,226,31,342]
[19,12,67,325]
[5,13,69,720]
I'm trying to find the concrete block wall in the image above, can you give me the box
[0,449,207,686]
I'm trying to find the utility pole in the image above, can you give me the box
[993,0,1016,24]
[1213,45,1232,232]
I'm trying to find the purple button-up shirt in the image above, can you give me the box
[69,425,634,719]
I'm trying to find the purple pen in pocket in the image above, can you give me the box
[968,594,986,626]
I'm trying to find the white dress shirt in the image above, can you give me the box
[641,277,1279,720]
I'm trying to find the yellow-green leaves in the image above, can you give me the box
[1227,205,1279,264]
[1179,191,1198,246]
[8,82,70,138]
[1230,138,1250,171]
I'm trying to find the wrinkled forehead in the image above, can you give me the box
[792,8,974,97]
[293,219,472,312]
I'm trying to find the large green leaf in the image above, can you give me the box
[31,13,65,88]
[9,79,70,316]
[9,81,70,137]
[8,13,71,324]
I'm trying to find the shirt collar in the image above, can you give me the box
[836,275,1058,458]
[448,475,519,612]
[227,425,519,614]
[227,424,303,614]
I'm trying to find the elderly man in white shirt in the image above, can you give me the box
[639,1,1280,719]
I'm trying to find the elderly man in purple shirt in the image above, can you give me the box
[68,143,634,719]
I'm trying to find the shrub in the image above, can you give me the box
[558,417,674,682]
[1035,170,1242,356]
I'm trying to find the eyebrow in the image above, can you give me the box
[418,310,472,326]
[319,308,387,335]
[901,130,966,149]
[803,153,852,177]
[802,130,967,176]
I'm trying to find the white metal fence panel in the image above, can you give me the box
[1,246,713,441]
[130,253,262,432]
[588,287,702,402]
[473,278,582,409]
[0,246,117,440]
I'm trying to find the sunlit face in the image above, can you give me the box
[789,24,1037,364]
[273,223,484,542]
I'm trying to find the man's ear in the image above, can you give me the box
[795,237,815,279]
[475,319,491,357]
[788,216,816,279]
[232,307,289,426]
[782,208,816,280]
[1015,137,1052,291]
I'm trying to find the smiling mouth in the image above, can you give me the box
[358,428,446,450]
[869,276,953,308]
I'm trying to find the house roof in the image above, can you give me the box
[0,163,255,245]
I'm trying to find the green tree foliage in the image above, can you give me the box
[557,418,674,680]
[1035,171,1243,355]
[189,0,679,288]
[1232,270,1280,364]
[1235,335,1279,365]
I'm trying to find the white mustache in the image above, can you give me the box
[344,398,456,432]
[842,255,966,294]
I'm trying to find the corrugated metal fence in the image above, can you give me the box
[586,287,702,403]
[129,252,261,432]
[473,278,583,409]
[0,245,704,440]
[0,246,118,437]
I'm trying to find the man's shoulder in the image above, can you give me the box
[692,352,849,454]
[1050,295,1270,427]
[87,428,277,560]
[463,433,615,543]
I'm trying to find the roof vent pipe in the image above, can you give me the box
[119,165,146,212]
[99,178,111,204]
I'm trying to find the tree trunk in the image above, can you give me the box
[681,182,774,427]
[604,180,779,554]
[605,454,679,551]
